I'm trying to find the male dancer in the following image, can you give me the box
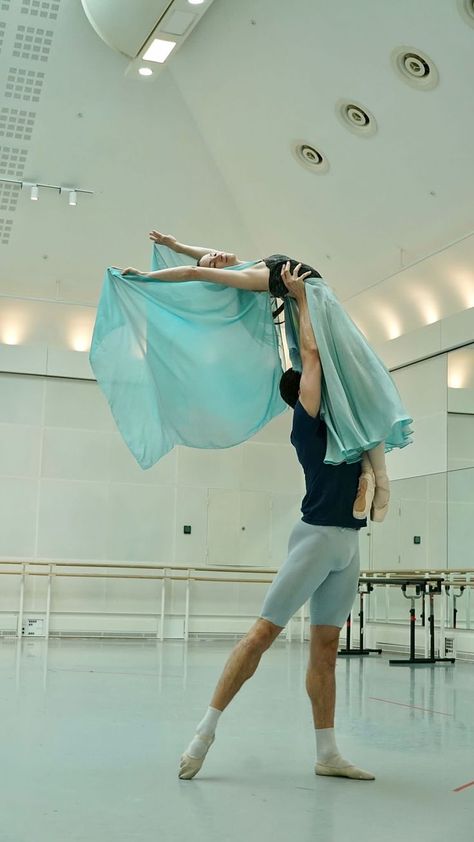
[179,262,375,782]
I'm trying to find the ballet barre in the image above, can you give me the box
[0,560,473,644]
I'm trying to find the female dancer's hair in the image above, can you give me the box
[279,368,301,408]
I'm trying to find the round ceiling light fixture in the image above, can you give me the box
[336,100,377,137]
[391,47,439,90]
[291,141,329,174]
[457,0,474,27]
[139,66,153,76]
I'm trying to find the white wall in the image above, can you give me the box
[0,371,305,635]
[0,372,303,567]
[387,354,447,480]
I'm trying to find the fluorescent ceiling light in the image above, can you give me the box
[143,38,176,63]
[31,184,39,201]
[139,66,153,76]
[69,190,77,206]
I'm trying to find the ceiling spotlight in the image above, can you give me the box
[336,100,377,138]
[142,38,176,63]
[69,189,77,206]
[391,46,439,90]
[291,141,329,175]
[457,0,474,28]
[138,66,153,76]
[30,184,39,201]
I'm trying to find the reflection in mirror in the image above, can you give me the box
[447,467,473,628]
[448,344,474,470]
[371,473,447,572]
[368,473,447,624]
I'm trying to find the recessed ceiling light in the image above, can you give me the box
[291,141,329,175]
[138,67,153,77]
[391,47,439,90]
[457,0,474,28]
[30,184,39,201]
[188,0,205,5]
[336,100,377,138]
[143,38,176,63]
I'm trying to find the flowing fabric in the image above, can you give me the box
[284,279,413,464]
[89,246,286,469]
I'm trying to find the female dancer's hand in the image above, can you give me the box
[121,267,143,276]
[281,261,312,299]
[149,230,177,249]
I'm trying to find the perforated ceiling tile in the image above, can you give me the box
[0,107,36,141]
[21,0,60,20]
[5,67,45,102]
[0,182,20,214]
[0,21,6,52]
[0,144,28,179]
[13,24,54,62]
[0,217,13,245]
[1,1,12,12]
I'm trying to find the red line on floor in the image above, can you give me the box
[369,696,452,716]
[453,780,474,793]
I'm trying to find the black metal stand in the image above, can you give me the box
[389,582,456,666]
[445,585,465,629]
[338,585,382,657]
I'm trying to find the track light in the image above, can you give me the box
[1,178,94,206]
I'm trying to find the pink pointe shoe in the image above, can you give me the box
[353,470,375,520]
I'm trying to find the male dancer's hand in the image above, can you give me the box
[149,230,177,249]
[281,261,312,299]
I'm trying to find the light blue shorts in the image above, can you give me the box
[260,521,360,629]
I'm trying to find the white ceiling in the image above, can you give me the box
[1,0,474,344]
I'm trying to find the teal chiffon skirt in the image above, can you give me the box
[89,247,286,469]
[285,279,413,464]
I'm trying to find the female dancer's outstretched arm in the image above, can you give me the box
[148,230,215,262]
[121,263,270,292]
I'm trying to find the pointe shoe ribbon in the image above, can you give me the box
[371,473,390,523]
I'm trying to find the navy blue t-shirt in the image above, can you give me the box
[291,401,366,530]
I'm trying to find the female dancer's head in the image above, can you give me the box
[197,251,238,269]
[279,368,301,408]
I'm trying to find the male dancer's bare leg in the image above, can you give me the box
[179,618,282,779]
[307,625,374,780]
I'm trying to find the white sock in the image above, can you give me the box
[315,727,340,763]
[185,707,222,759]
[315,728,375,780]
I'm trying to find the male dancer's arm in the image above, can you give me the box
[281,262,321,419]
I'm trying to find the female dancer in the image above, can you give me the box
[120,231,413,521]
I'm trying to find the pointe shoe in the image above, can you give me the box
[178,734,215,780]
[371,473,390,523]
[315,761,375,781]
[353,470,375,520]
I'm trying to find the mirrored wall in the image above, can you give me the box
[366,343,474,630]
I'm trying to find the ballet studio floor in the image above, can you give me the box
[1,636,473,842]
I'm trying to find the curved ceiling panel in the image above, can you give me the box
[80,0,170,58]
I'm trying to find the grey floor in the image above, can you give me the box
[1,636,473,842]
